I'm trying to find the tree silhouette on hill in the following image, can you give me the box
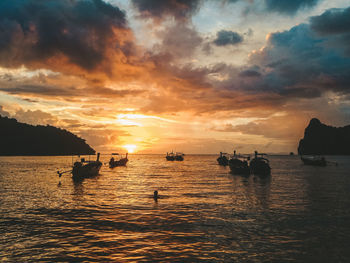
[0,115,95,156]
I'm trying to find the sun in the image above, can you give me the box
[123,144,137,153]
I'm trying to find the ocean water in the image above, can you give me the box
[1,155,350,262]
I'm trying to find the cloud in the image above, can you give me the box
[0,81,145,101]
[141,6,350,119]
[239,69,261,78]
[222,0,320,15]
[153,23,203,60]
[0,105,10,117]
[0,85,76,97]
[0,0,134,76]
[310,7,350,35]
[213,30,243,46]
[131,0,201,20]
[214,114,309,142]
[13,109,59,126]
[310,7,350,55]
[142,6,350,116]
[78,128,130,148]
[1,1,350,136]
[0,105,133,151]
[248,21,350,98]
[265,0,319,15]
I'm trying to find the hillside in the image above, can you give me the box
[298,118,350,155]
[0,115,95,156]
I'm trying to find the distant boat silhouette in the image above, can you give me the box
[250,151,271,176]
[217,152,229,166]
[109,153,128,168]
[175,153,184,161]
[301,155,327,166]
[72,153,102,180]
[228,150,250,175]
[166,151,184,161]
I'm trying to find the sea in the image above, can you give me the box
[1,155,350,262]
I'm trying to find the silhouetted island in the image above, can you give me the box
[0,115,95,156]
[298,118,350,155]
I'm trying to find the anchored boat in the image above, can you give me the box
[72,153,102,180]
[229,151,250,175]
[175,152,184,161]
[301,155,327,166]
[250,151,271,176]
[109,153,129,168]
[217,152,229,166]
[166,151,184,161]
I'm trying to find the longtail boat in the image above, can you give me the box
[250,151,271,176]
[109,153,129,168]
[229,151,250,175]
[217,152,229,166]
[72,153,102,180]
[301,155,327,166]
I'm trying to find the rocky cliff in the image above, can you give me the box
[298,118,350,155]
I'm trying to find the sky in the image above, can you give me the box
[0,0,350,154]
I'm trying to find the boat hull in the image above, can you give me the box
[217,156,229,166]
[166,155,184,161]
[72,162,102,180]
[109,158,128,168]
[250,159,271,176]
[175,155,184,161]
[301,157,326,166]
[229,159,250,175]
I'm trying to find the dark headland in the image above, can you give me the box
[0,115,95,156]
[298,118,350,155]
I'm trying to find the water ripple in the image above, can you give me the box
[1,155,350,262]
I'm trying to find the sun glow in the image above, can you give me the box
[117,114,178,123]
[123,144,137,153]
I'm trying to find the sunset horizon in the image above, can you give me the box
[1,1,350,261]
[1,0,350,154]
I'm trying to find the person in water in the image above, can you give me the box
[153,190,158,201]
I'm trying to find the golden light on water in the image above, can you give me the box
[123,144,137,153]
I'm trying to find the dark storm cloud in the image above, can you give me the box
[0,85,74,97]
[154,24,203,60]
[0,84,145,99]
[310,7,350,35]
[239,70,261,78]
[189,6,350,114]
[131,0,201,20]
[213,30,243,46]
[265,0,319,14]
[247,19,350,97]
[310,7,350,55]
[142,6,350,115]
[0,0,126,70]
